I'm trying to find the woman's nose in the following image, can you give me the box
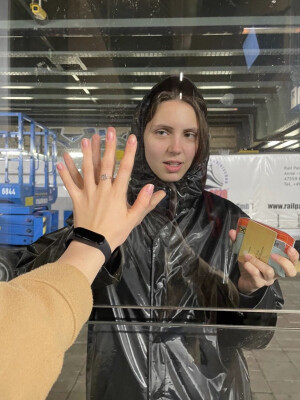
[167,136,182,154]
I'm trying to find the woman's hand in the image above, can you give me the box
[57,127,166,252]
[229,229,299,295]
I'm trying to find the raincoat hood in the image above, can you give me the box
[129,76,209,210]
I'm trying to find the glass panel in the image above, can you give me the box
[0,1,300,397]
[48,316,300,400]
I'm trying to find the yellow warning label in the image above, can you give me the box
[25,197,34,206]
[43,217,47,234]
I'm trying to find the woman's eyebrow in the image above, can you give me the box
[151,124,174,131]
[151,125,198,132]
[183,128,199,132]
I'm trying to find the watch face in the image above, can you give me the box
[74,227,105,244]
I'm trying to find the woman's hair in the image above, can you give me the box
[143,90,209,166]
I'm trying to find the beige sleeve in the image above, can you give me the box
[0,262,93,400]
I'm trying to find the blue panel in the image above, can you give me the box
[243,27,260,69]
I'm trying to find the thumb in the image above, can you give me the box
[129,185,166,224]
[229,229,237,242]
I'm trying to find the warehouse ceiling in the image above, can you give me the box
[0,0,300,154]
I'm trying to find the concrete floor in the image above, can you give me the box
[47,276,300,400]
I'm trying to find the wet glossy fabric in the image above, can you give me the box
[4,76,284,400]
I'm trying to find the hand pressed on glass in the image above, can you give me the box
[57,127,166,253]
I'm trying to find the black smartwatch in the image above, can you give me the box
[67,227,111,264]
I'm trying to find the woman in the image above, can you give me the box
[85,76,298,399]
[5,76,298,399]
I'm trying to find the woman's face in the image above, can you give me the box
[144,99,199,182]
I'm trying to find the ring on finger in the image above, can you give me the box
[100,174,112,181]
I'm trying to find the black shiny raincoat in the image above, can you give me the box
[6,77,283,400]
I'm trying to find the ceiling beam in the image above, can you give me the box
[0,81,285,89]
[0,66,292,76]
[1,48,300,58]
[2,16,300,31]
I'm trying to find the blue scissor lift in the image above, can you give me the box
[0,112,58,246]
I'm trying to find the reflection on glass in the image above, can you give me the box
[0,1,299,399]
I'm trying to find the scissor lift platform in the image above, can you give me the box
[0,112,58,246]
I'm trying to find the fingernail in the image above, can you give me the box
[106,129,114,141]
[82,138,89,148]
[244,253,252,261]
[271,253,280,260]
[288,247,297,255]
[56,163,63,171]
[128,135,136,145]
[145,184,154,195]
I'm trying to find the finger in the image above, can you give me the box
[270,253,297,277]
[287,246,299,265]
[244,254,276,281]
[114,134,137,195]
[91,134,101,184]
[81,138,95,189]
[149,189,166,210]
[229,229,237,242]
[56,162,79,198]
[129,185,166,224]
[239,257,263,279]
[63,152,83,189]
[100,127,116,183]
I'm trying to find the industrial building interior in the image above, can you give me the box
[0,1,300,400]
[1,0,300,156]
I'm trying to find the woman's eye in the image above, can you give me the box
[185,132,197,139]
[156,130,168,136]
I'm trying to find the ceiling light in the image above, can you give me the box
[132,97,143,100]
[273,140,298,149]
[261,141,281,148]
[287,143,300,149]
[202,33,233,36]
[72,74,80,82]
[207,107,238,111]
[131,86,152,90]
[63,34,93,38]
[64,86,98,90]
[2,96,33,100]
[1,86,34,89]
[131,34,163,37]
[204,96,223,100]
[284,128,300,137]
[68,108,97,111]
[2,36,23,38]
[198,85,234,90]
[65,97,95,101]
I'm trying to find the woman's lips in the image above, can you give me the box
[163,161,183,173]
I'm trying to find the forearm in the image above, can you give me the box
[0,262,93,399]
[57,241,105,284]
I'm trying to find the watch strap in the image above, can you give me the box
[67,227,111,264]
